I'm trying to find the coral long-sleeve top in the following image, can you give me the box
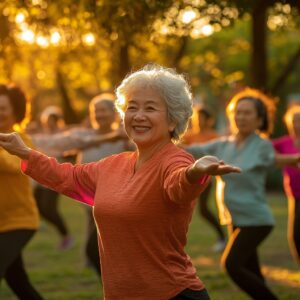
[22,142,209,300]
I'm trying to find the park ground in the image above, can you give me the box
[1,192,300,299]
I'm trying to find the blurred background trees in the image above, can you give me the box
[0,0,300,132]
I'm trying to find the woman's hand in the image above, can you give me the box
[275,153,300,169]
[0,132,32,160]
[187,155,241,183]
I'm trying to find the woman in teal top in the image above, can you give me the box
[188,88,277,300]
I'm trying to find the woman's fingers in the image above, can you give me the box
[195,156,241,176]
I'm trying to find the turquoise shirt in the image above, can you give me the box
[187,133,275,226]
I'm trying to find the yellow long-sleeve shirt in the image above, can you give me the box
[0,132,39,232]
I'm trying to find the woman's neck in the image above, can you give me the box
[135,140,170,171]
[97,126,114,134]
[235,131,254,146]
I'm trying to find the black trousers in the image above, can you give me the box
[288,198,300,263]
[222,225,277,300]
[34,185,68,236]
[85,208,101,277]
[292,199,300,263]
[170,288,210,300]
[86,223,101,276]
[0,229,43,299]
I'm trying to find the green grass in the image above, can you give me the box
[1,193,299,299]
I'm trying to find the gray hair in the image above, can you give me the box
[115,65,193,142]
[89,93,116,112]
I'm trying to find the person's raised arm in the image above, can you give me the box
[0,132,97,206]
[74,129,128,150]
[274,153,300,168]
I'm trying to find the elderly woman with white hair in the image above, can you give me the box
[0,65,240,300]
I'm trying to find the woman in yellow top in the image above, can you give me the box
[0,84,43,299]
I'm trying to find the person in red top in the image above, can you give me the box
[0,65,240,300]
[272,105,300,265]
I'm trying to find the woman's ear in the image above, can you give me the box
[168,121,176,133]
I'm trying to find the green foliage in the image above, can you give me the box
[0,0,299,123]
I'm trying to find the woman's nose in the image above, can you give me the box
[133,109,146,121]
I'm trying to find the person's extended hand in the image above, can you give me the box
[194,155,241,176]
[186,155,241,184]
[0,132,31,159]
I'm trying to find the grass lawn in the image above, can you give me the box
[1,192,299,299]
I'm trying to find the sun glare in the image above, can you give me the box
[50,31,61,45]
[36,35,49,48]
[15,12,26,24]
[19,29,35,44]
[82,33,95,46]
[201,24,214,36]
[181,9,197,24]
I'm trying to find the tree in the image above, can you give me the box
[1,0,300,124]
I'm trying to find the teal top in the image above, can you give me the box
[187,133,275,226]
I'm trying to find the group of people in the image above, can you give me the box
[0,65,299,300]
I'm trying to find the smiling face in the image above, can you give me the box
[233,99,262,136]
[124,87,175,149]
[0,94,15,132]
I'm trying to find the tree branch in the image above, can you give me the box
[271,46,300,94]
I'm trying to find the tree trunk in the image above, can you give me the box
[0,15,12,80]
[250,1,268,90]
[271,46,300,94]
[117,43,130,85]
[173,36,188,71]
[56,68,79,124]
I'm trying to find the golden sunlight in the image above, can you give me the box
[36,35,50,48]
[15,12,26,24]
[262,266,300,288]
[181,8,198,24]
[201,24,214,36]
[18,29,35,44]
[50,31,61,45]
[82,33,96,46]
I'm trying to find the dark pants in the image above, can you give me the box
[170,288,210,300]
[0,230,43,299]
[222,225,277,300]
[288,198,300,263]
[85,208,101,277]
[34,185,68,236]
[86,224,101,276]
[198,182,225,240]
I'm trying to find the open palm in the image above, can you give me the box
[194,155,241,176]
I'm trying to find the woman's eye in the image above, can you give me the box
[146,106,155,111]
[127,106,137,111]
